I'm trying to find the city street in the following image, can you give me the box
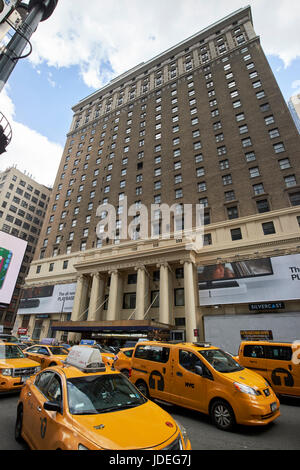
[0,392,299,451]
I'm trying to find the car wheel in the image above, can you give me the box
[121,369,130,378]
[15,405,23,442]
[136,381,149,398]
[210,399,235,431]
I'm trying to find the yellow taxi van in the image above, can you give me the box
[15,346,191,450]
[0,341,40,394]
[113,347,134,377]
[130,341,280,431]
[236,340,300,398]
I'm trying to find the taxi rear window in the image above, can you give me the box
[134,345,170,363]
[67,374,146,415]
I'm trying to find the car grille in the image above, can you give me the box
[12,367,36,377]
[162,436,182,450]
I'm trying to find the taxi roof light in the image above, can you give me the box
[64,346,106,373]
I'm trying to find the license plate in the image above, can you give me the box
[270,402,277,412]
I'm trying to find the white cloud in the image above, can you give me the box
[0,86,63,187]
[29,0,300,89]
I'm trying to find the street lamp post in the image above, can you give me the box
[0,0,58,92]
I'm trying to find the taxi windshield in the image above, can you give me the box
[49,347,69,355]
[0,344,25,359]
[67,374,146,415]
[200,349,244,373]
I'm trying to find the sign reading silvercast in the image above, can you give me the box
[197,254,300,306]
[96,197,205,251]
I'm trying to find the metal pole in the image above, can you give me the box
[0,1,46,92]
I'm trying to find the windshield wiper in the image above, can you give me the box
[98,403,140,413]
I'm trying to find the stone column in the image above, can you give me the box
[88,272,105,321]
[159,263,171,325]
[107,270,122,321]
[183,260,198,343]
[69,274,89,343]
[135,266,149,320]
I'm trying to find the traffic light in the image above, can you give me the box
[0,124,8,154]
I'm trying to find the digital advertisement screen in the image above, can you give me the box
[198,254,300,306]
[0,231,27,305]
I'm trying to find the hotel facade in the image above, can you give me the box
[14,7,300,352]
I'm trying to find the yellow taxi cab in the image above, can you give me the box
[0,341,40,394]
[130,341,280,431]
[236,340,300,398]
[15,346,191,450]
[24,343,69,369]
[113,347,134,377]
[79,340,115,367]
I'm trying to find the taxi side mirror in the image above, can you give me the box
[44,401,62,413]
[195,365,203,376]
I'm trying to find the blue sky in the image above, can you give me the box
[0,0,299,187]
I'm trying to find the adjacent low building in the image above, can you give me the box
[0,166,51,333]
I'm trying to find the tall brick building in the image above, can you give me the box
[15,6,300,351]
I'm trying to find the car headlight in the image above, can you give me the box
[176,420,189,449]
[78,444,89,450]
[1,368,13,376]
[34,366,41,374]
[234,382,260,396]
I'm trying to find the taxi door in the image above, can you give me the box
[30,372,64,449]
[24,370,55,449]
[265,344,299,395]
[169,348,208,412]
[133,344,172,402]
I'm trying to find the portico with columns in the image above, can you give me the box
[67,242,201,343]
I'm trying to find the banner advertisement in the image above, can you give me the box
[0,231,27,305]
[198,254,300,306]
[17,283,76,315]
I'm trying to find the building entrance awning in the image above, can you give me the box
[51,319,174,334]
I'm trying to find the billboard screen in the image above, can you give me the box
[0,231,27,305]
[198,254,300,306]
[17,283,76,315]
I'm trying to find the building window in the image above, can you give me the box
[198,182,207,192]
[227,206,239,219]
[174,288,184,306]
[284,175,297,188]
[230,228,242,241]
[264,115,274,125]
[123,293,136,309]
[269,128,280,139]
[175,189,183,199]
[245,151,256,162]
[222,174,232,185]
[242,137,252,148]
[249,167,260,178]
[128,274,137,284]
[204,233,212,245]
[262,221,276,235]
[219,159,229,170]
[225,190,235,202]
[253,183,265,195]
[289,192,300,206]
[256,199,270,213]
